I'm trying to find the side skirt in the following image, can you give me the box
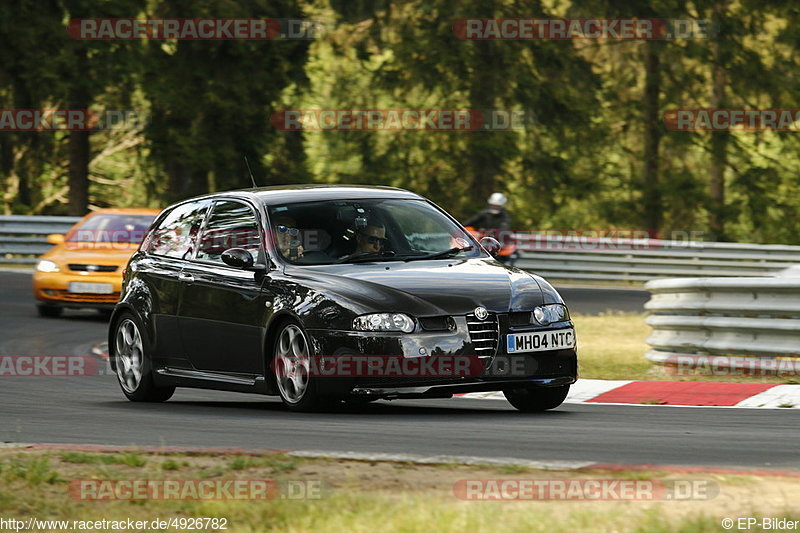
[155,367,273,395]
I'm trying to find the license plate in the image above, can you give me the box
[506,328,575,353]
[68,282,113,294]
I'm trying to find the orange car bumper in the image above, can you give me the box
[33,271,122,308]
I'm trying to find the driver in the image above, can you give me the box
[273,215,304,261]
[354,224,387,255]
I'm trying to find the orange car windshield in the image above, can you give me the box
[67,215,155,244]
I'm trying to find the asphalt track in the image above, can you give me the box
[1,270,797,469]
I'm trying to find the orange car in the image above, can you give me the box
[33,208,161,317]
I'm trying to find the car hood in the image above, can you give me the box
[41,243,139,266]
[291,258,548,316]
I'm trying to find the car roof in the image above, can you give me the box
[176,184,423,206]
[85,208,162,216]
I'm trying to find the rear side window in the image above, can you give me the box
[195,200,262,264]
[145,200,212,259]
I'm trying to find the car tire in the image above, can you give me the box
[112,312,175,402]
[504,385,570,412]
[272,320,328,412]
[37,304,62,318]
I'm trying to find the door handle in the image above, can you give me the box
[178,272,194,283]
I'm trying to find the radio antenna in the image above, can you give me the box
[244,155,258,188]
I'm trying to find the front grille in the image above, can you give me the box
[50,290,120,303]
[68,264,118,273]
[466,312,498,359]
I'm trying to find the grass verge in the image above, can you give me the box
[0,449,797,533]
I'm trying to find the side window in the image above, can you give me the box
[196,200,262,264]
[145,200,212,259]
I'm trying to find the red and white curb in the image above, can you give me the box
[459,379,800,408]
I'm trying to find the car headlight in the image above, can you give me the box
[532,304,569,325]
[36,259,60,273]
[353,313,415,333]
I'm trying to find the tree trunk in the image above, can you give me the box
[466,0,500,207]
[67,46,91,216]
[67,131,90,216]
[642,40,662,234]
[709,4,728,240]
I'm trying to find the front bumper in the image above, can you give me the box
[307,320,578,397]
[33,271,121,309]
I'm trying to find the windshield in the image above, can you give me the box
[67,214,155,244]
[267,199,483,265]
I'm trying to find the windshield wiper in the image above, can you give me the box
[336,250,398,264]
[402,246,473,261]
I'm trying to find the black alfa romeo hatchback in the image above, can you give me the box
[108,185,578,411]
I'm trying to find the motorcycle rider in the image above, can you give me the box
[463,192,517,264]
[464,192,511,231]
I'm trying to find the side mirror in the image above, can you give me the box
[47,234,65,245]
[221,248,255,269]
[480,236,502,257]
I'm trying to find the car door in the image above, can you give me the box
[137,199,213,369]
[177,198,272,374]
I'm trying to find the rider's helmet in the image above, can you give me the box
[487,192,508,214]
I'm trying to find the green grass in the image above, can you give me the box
[60,451,120,465]
[161,459,180,471]
[60,451,147,467]
[227,454,299,473]
[228,456,252,471]
[2,456,63,485]
[116,451,147,467]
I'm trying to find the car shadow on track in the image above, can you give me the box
[96,397,573,418]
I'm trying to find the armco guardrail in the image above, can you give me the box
[644,277,800,373]
[514,234,800,282]
[0,215,81,264]
[4,218,800,280]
